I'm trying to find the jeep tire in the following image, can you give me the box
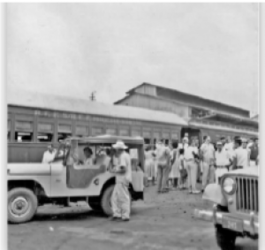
[215,225,237,250]
[8,188,38,224]
[100,185,115,216]
[100,185,132,217]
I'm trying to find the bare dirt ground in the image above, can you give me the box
[8,185,258,250]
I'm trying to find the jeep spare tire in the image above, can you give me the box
[8,188,38,224]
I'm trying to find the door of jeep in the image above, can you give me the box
[66,141,108,189]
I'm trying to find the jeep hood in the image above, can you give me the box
[229,167,259,177]
[7,163,51,175]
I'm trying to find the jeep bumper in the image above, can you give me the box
[195,205,259,236]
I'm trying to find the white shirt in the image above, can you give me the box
[42,150,57,164]
[155,145,170,165]
[224,142,235,159]
[179,143,189,150]
[114,151,132,185]
[184,146,198,160]
[215,149,230,166]
[234,147,249,168]
[200,143,215,163]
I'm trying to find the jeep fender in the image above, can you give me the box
[202,183,227,207]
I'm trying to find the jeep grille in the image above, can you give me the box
[235,176,259,213]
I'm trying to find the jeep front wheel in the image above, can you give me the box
[100,185,115,216]
[8,188,38,224]
[100,185,132,217]
[215,225,237,250]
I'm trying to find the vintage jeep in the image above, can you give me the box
[7,135,145,224]
[200,167,259,250]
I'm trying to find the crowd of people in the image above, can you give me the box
[40,135,259,222]
[144,134,259,194]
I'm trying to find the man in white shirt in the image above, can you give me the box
[110,141,132,221]
[200,136,215,192]
[215,141,232,184]
[223,136,235,161]
[42,144,57,164]
[233,139,249,170]
[185,139,200,194]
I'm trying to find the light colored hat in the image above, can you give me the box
[112,140,128,149]
[241,138,248,143]
[216,141,223,145]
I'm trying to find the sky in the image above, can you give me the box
[6,3,259,114]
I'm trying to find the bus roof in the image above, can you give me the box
[66,135,145,145]
[7,90,187,126]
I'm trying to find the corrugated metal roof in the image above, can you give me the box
[124,82,250,114]
[7,90,187,126]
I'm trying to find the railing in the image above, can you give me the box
[235,177,259,213]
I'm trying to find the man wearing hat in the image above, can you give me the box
[214,141,232,183]
[110,140,132,221]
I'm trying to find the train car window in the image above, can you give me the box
[38,133,53,142]
[58,133,72,142]
[15,132,33,142]
[119,129,129,136]
[15,121,33,142]
[38,123,54,142]
[91,127,103,136]
[131,130,141,137]
[58,124,72,141]
[75,126,88,137]
[144,138,151,144]
[7,120,10,141]
[106,128,116,135]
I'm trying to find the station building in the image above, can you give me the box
[114,82,258,142]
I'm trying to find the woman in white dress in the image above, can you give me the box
[169,141,180,189]
[144,145,156,186]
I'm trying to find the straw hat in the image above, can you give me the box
[112,141,128,149]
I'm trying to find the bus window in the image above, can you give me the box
[15,132,33,142]
[37,133,53,142]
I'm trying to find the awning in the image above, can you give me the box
[189,121,258,137]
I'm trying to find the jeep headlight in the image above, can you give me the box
[223,177,236,195]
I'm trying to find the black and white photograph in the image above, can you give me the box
[6,3,259,250]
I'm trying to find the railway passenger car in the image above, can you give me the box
[7,91,188,163]
[7,91,258,163]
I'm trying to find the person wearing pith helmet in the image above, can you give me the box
[109,140,132,222]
